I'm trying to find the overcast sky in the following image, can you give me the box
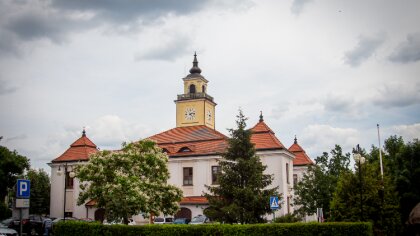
[1,0,419,171]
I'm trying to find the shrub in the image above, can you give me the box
[273,213,302,223]
[54,221,372,236]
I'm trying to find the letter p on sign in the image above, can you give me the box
[16,179,30,198]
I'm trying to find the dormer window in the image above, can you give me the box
[178,147,192,153]
[162,148,169,154]
[189,84,196,94]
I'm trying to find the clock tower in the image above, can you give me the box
[175,53,216,129]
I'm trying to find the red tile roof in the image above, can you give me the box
[180,196,208,205]
[148,125,228,157]
[149,121,288,157]
[288,138,314,166]
[250,121,286,150]
[52,132,98,163]
[85,199,97,207]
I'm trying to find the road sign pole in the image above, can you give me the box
[19,208,23,236]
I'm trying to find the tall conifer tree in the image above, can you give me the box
[205,110,279,224]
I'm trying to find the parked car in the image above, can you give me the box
[154,217,173,224]
[173,218,190,224]
[9,215,45,235]
[128,219,136,225]
[0,224,18,236]
[79,218,95,223]
[0,218,15,228]
[189,215,211,224]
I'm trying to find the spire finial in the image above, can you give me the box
[82,127,86,137]
[294,135,297,144]
[259,111,264,122]
[189,52,201,74]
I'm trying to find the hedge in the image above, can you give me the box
[53,221,372,236]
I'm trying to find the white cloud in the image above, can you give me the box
[391,123,420,141]
[88,115,154,150]
[303,124,359,156]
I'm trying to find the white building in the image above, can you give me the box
[49,54,313,222]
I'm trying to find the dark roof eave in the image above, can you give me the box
[293,163,314,166]
[168,152,223,158]
[156,138,226,145]
[255,147,284,151]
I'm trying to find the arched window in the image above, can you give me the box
[189,84,196,94]
[202,85,206,93]
[178,147,192,153]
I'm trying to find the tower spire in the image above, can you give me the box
[82,127,86,137]
[294,135,297,144]
[259,111,264,122]
[189,52,202,74]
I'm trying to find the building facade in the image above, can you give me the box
[49,54,313,222]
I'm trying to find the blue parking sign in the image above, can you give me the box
[16,179,30,198]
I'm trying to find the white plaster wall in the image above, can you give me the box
[258,150,294,218]
[168,155,220,196]
[49,162,87,219]
[49,164,65,218]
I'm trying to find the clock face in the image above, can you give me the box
[206,110,212,121]
[185,107,196,121]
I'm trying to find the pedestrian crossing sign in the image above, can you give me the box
[270,196,279,210]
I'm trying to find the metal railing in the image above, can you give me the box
[177,92,214,101]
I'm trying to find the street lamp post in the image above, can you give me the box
[57,163,75,222]
[353,144,365,221]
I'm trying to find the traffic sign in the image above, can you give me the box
[16,199,30,208]
[270,196,279,210]
[16,179,30,198]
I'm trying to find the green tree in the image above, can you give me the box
[25,169,50,215]
[0,145,30,202]
[330,145,400,234]
[384,136,420,232]
[204,110,278,224]
[76,139,183,224]
[294,145,350,220]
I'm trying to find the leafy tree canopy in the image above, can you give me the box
[205,110,278,224]
[294,145,350,220]
[0,145,30,201]
[330,145,400,234]
[76,139,183,224]
[383,136,420,229]
[25,169,50,215]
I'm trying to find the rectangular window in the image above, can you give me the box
[183,167,193,186]
[293,174,298,186]
[211,166,221,184]
[286,163,290,184]
[65,172,74,189]
[287,196,291,214]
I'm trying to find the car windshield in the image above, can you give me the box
[174,218,185,223]
[191,215,206,223]
[154,218,164,222]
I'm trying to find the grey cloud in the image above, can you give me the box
[373,83,420,108]
[51,0,234,24]
[5,12,67,43]
[5,134,27,142]
[0,80,18,95]
[344,33,385,67]
[135,36,192,61]
[291,0,313,15]
[323,95,355,112]
[389,32,420,64]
